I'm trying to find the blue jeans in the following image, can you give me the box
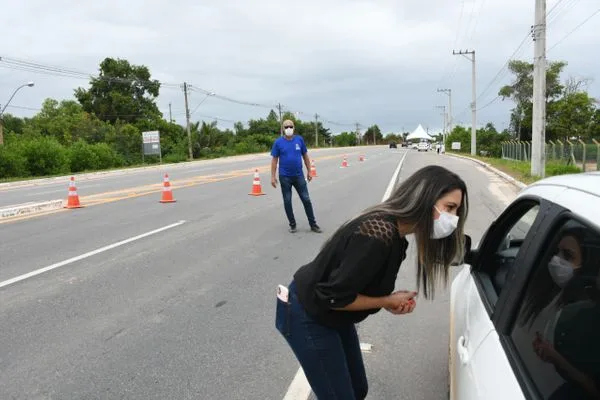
[275,281,368,399]
[279,175,317,227]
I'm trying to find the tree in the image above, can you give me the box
[499,60,567,140]
[364,124,383,144]
[547,92,597,141]
[75,57,161,125]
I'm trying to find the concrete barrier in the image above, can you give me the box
[0,199,64,220]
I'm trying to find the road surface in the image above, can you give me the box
[0,146,519,399]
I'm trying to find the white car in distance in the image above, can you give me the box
[417,142,429,152]
[450,172,600,400]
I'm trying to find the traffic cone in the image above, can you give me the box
[249,169,266,196]
[359,155,365,162]
[340,155,349,168]
[310,159,318,177]
[159,173,176,203]
[64,176,84,209]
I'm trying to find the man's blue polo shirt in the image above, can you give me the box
[271,135,307,177]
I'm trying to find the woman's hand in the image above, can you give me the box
[384,290,417,315]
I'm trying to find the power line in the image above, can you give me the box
[0,55,364,130]
[474,30,531,104]
[548,6,600,51]
[477,96,500,111]
[547,0,580,25]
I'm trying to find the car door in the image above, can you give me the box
[495,198,600,399]
[451,198,545,400]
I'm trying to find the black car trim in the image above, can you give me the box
[494,200,566,333]
[470,196,544,317]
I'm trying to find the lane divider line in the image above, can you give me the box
[0,220,187,289]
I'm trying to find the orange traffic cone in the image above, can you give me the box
[359,154,365,162]
[310,159,318,177]
[249,169,266,196]
[159,173,176,203]
[64,176,84,209]
[340,155,349,168]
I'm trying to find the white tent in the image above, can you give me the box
[406,124,434,141]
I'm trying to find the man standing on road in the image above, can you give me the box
[271,120,322,234]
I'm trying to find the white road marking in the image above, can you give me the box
[0,220,186,289]
[282,151,407,399]
[382,152,408,202]
[360,342,373,352]
[283,368,312,400]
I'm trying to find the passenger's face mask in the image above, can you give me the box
[431,206,459,239]
[548,255,575,288]
[284,127,294,137]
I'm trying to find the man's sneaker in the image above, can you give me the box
[311,225,322,233]
[289,225,297,233]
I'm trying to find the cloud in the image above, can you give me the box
[0,0,597,133]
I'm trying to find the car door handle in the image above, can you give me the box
[457,336,470,365]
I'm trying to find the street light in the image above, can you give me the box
[0,81,35,145]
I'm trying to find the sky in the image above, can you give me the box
[0,0,598,135]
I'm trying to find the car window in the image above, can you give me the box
[479,202,540,295]
[509,218,600,399]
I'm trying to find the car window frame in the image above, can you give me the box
[470,196,550,317]
[495,206,600,400]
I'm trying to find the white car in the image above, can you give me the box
[417,142,429,152]
[450,172,600,400]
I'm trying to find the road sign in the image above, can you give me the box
[142,130,162,160]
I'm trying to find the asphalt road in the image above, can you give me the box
[0,147,520,399]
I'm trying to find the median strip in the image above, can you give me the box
[0,200,64,220]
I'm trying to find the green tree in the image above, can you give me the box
[75,57,161,125]
[334,132,357,147]
[499,60,567,140]
[364,125,383,144]
[547,91,597,141]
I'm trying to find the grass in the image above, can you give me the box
[449,152,585,185]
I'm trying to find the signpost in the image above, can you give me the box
[142,130,162,163]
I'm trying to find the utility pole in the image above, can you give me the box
[437,88,453,133]
[168,102,173,123]
[183,82,193,160]
[453,49,477,155]
[0,108,4,146]
[531,0,547,177]
[355,122,361,145]
[314,113,319,147]
[436,105,447,138]
[277,103,283,136]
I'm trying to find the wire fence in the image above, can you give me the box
[502,140,600,172]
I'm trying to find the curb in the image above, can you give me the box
[0,199,64,220]
[447,153,527,190]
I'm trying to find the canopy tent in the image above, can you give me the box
[406,124,434,141]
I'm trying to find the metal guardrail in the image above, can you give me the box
[501,140,600,172]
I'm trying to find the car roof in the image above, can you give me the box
[525,171,600,197]
[518,171,600,229]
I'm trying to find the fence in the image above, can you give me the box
[501,140,600,172]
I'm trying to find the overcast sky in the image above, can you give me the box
[0,0,598,135]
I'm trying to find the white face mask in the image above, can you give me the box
[431,206,459,239]
[284,128,294,137]
[548,255,575,288]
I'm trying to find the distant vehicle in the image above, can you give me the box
[389,142,397,149]
[417,142,429,152]
[401,142,408,148]
[450,172,600,400]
